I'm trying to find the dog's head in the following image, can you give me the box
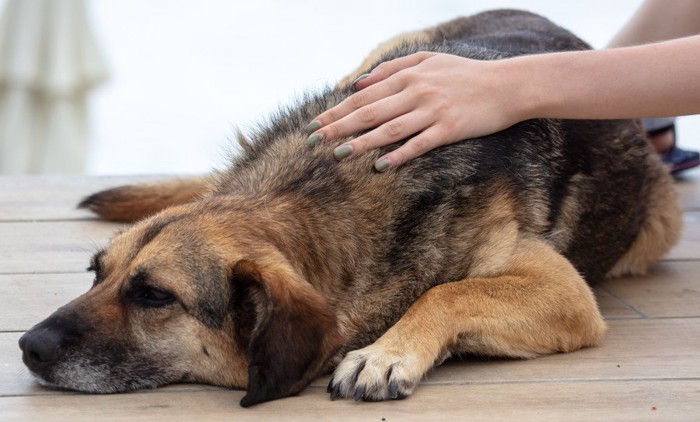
[19,202,342,407]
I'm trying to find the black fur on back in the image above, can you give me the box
[214,9,651,285]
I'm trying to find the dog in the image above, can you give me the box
[19,9,681,407]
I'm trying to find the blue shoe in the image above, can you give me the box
[648,125,700,175]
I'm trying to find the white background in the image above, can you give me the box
[30,1,700,174]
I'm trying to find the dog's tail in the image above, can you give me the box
[78,177,212,222]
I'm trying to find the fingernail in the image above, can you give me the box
[304,120,321,134]
[375,158,391,172]
[306,133,324,148]
[334,145,353,160]
[351,73,370,86]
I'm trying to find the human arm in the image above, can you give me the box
[306,35,700,171]
[608,0,700,47]
[520,36,700,120]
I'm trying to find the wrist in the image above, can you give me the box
[494,55,545,123]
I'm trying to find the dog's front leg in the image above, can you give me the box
[328,238,606,401]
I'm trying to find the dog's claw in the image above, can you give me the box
[327,378,334,393]
[331,345,422,402]
[353,385,365,401]
[389,380,399,399]
[330,383,341,401]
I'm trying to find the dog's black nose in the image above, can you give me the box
[19,328,61,370]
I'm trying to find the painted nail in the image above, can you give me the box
[304,120,321,134]
[334,145,353,160]
[374,158,391,172]
[305,133,324,148]
[351,73,370,86]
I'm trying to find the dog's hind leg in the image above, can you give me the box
[78,176,213,222]
[606,156,682,277]
[329,238,606,401]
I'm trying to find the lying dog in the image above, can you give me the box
[19,9,681,407]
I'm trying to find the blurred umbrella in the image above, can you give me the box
[0,0,107,174]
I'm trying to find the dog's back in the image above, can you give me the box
[217,9,679,291]
[427,9,591,54]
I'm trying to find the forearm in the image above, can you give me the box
[511,36,700,121]
[608,0,700,47]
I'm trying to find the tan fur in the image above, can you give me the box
[79,177,213,222]
[332,238,605,399]
[467,187,520,278]
[78,214,251,388]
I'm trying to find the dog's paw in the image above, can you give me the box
[328,342,427,402]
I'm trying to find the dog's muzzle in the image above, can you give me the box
[18,310,91,382]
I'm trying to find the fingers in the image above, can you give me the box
[353,52,436,90]
[312,92,414,148]
[373,126,448,172]
[331,109,434,162]
[309,52,436,131]
[303,51,443,171]
[309,78,405,142]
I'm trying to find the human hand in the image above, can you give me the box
[304,52,526,171]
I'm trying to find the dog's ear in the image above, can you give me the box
[230,259,342,407]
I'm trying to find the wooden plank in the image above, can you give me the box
[0,216,695,272]
[675,174,700,211]
[0,221,123,275]
[0,273,92,331]
[423,318,700,385]
[0,275,642,332]
[0,380,697,422]
[1,333,40,396]
[664,211,700,261]
[0,175,174,222]
[0,174,697,421]
[599,261,700,318]
[593,287,642,319]
[4,319,699,397]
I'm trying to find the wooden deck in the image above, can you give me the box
[1,174,699,421]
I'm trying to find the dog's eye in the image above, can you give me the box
[87,263,100,279]
[130,286,176,308]
[87,251,105,285]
